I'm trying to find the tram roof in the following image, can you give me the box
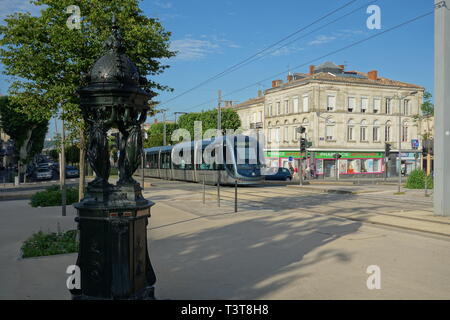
[144,135,256,153]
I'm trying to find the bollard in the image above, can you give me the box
[234,179,238,213]
[203,175,205,204]
[217,171,220,207]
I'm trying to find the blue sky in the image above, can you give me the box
[0,0,435,137]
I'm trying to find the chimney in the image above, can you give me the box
[287,74,293,82]
[272,80,282,88]
[257,89,263,97]
[309,65,315,75]
[368,70,378,80]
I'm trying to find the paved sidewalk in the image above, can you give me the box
[1,180,449,299]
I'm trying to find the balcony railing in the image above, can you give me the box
[250,122,263,129]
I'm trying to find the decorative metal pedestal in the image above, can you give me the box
[70,18,157,300]
[72,199,155,300]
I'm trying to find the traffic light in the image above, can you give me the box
[300,138,307,152]
[296,126,306,134]
[385,143,392,157]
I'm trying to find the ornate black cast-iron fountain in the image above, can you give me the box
[70,19,156,300]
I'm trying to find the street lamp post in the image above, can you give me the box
[393,91,418,193]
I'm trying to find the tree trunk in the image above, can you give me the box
[18,127,35,183]
[78,128,86,200]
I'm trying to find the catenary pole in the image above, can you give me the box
[434,0,450,216]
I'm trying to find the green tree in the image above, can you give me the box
[0,0,175,197]
[144,122,180,148]
[421,91,434,116]
[65,144,80,165]
[177,109,242,139]
[0,96,48,180]
[48,149,59,162]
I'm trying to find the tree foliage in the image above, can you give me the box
[421,91,434,116]
[0,0,176,125]
[144,122,179,148]
[0,96,48,164]
[177,109,242,140]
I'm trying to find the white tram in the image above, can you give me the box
[142,135,265,185]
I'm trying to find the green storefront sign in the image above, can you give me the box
[265,151,310,158]
[315,152,384,159]
[265,151,384,159]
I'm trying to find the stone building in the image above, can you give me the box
[234,62,425,179]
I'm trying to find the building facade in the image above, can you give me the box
[235,62,425,178]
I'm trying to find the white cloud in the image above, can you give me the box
[170,38,219,61]
[270,45,304,57]
[308,35,337,46]
[0,0,42,22]
[154,1,173,9]
[170,35,240,61]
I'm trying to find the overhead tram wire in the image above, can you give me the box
[184,9,434,112]
[158,0,359,108]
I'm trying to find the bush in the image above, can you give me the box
[30,185,79,207]
[21,230,78,258]
[406,169,433,189]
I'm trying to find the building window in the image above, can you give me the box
[257,111,262,122]
[293,98,299,113]
[386,98,392,114]
[303,95,309,112]
[284,100,289,114]
[373,98,381,114]
[348,97,356,112]
[385,121,392,141]
[276,102,281,115]
[402,121,409,142]
[360,120,368,141]
[347,120,355,141]
[284,126,289,142]
[327,95,336,111]
[361,97,368,113]
[373,120,380,142]
[403,100,410,115]
[275,127,280,142]
[325,117,334,141]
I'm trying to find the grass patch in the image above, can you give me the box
[393,192,406,195]
[21,229,78,258]
[30,185,79,207]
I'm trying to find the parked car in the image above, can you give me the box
[34,168,53,180]
[65,166,80,178]
[263,167,293,181]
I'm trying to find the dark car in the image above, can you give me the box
[65,166,80,178]
[263,167,293,181]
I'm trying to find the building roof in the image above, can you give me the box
[268,69,423,92]
[231,96,265,109]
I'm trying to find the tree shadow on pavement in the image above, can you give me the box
[149,212,361,299]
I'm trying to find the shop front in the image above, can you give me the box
[264,150,310,169]
[313,151,385,179]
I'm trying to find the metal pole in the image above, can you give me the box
[61,119,66,217]
[434,0,450,215]
[141,147,145,191]
[217,90,221,207]
[234,179,237,213]
[163,111,166,146]
[335,156,338,181]
[425,172,428,197]
[203,175,205,204]
[398,101,402,193]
